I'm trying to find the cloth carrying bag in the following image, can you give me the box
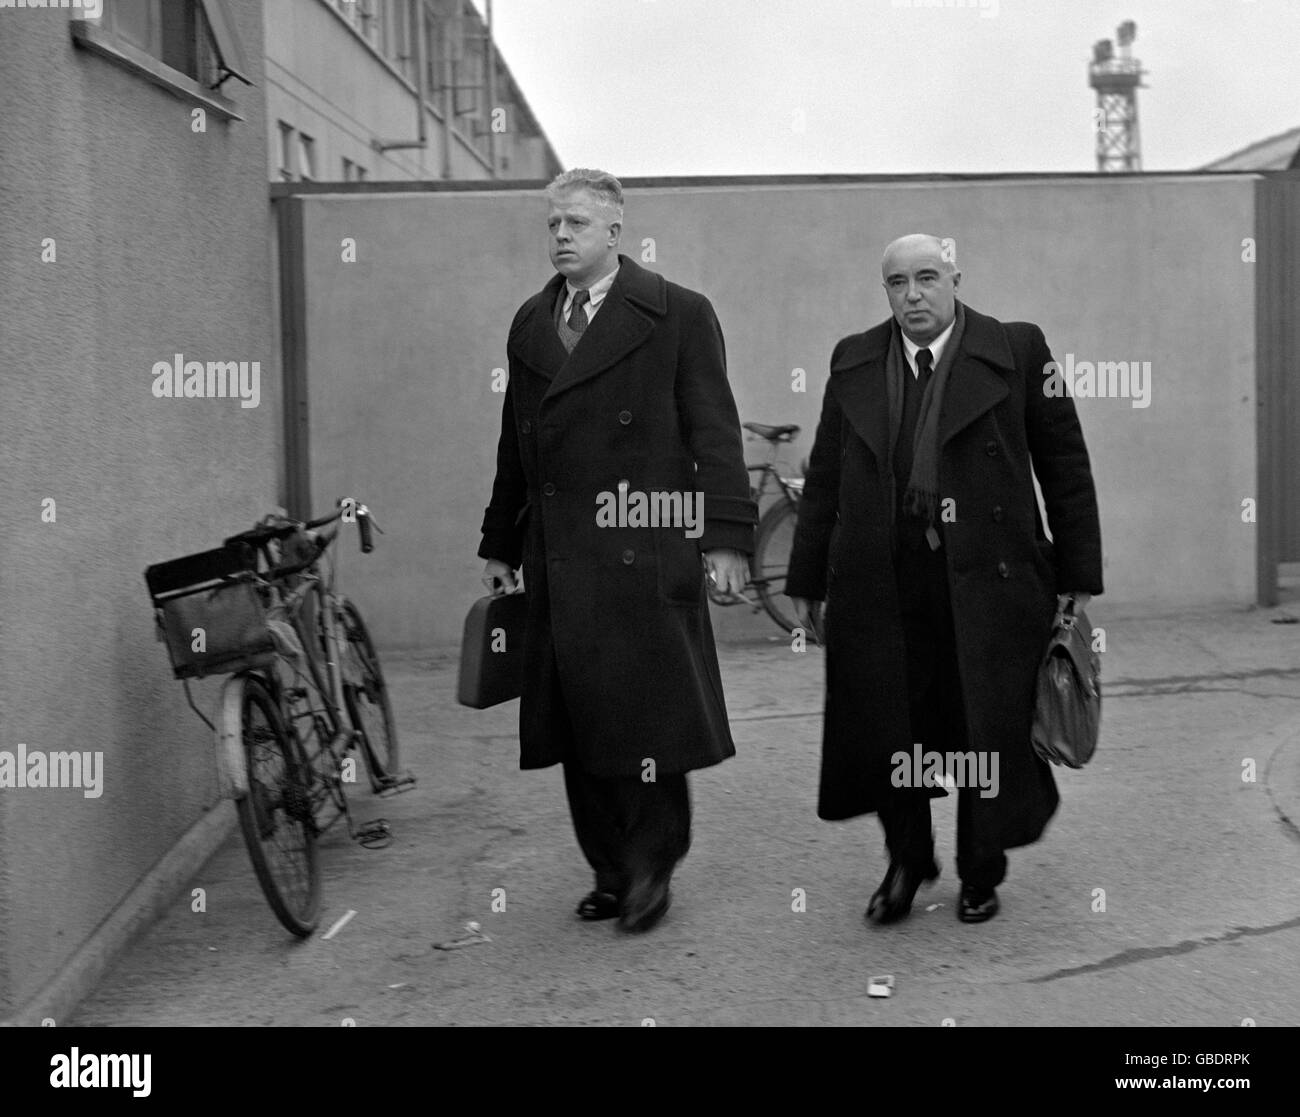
[456,590,527,709]
[1030,597,1101,768]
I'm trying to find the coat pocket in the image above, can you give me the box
[654,526,704,605]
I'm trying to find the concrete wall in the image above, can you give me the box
[288,175,1260,650]
[264,0,561,183]
[0,3,278,1014]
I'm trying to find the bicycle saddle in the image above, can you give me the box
[743,422,801,442]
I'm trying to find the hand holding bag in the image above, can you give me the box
[456,589,527,709]
[1030,596,1101,768]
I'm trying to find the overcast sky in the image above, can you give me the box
[474,0,1298,175]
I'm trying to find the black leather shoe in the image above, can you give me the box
[866,858,940,925]
[618,876,671,933]
[958,884,1000,923]
[576,890,621,921]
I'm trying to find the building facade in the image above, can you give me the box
[1202,126,1300,171]
[0,0,278,1021]
[265,0,563,183]
[0,0,565,1023]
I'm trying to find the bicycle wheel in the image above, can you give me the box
[339,598,400,790]
[753,499,804,635]
[233,674,321,938]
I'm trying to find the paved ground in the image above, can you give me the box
[70,600,1300,1027]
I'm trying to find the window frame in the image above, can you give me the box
[70,0,251,122]
[279,122,297,182]
[296,133,318,183]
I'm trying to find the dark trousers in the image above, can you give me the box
[562,765,692,896]
[882,527,1007,891]
[545,642,691,894]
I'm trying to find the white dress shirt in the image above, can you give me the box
[562,262,620,323]
[902,317,955,379]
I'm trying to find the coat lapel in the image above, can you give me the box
[511,272,569,382]
[831,304,1015,463]
[828,321,892,465]
[541,255,662,404]
[938,305,1013,447]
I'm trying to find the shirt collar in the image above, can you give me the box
[902,316,956,368]
[566,261,621,307]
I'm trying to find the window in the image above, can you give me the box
[342,158,370,183]
[92,0,250,90]
[297,133,317,182]
[385,0,413,82]
[278,122,296,182]
[110,0,155,53]
[423,4,444,100]
[359,0,381,45]
[278,125,320,183]
[336,0,360,29]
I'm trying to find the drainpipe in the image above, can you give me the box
[485,0,497,177]
[372,0,429,160]
[442,2,455,178]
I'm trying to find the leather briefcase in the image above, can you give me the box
[456,591,527,708]
[1030,598,1101,768]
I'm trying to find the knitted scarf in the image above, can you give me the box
[884,300,966,535]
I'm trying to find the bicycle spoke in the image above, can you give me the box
[244,699,315,915]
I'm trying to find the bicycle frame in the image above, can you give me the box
[213,535,360,809]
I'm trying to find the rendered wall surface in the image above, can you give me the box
[0,3,278,1014]
[293,175,1258,650]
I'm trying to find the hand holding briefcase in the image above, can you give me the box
[1030,596,1101,768]
[456,589,527,709]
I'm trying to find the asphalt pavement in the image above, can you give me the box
[69,599,1300,1026]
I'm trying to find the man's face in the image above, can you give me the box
[882,240,960,345]
[547,189,620,287]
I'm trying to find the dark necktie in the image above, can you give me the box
[916,347,934,391]
[567,289,590,334]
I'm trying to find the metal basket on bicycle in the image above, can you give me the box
[144,542,277,680]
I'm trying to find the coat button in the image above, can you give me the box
[542,482,556,496]
[992,505,1004,522]
[618,410,632,425]
[621,549,635,564]
[520,419,532,434]
[997,561,1009,578]
[985,440,999,457]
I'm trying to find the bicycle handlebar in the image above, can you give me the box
[225,498,378,579]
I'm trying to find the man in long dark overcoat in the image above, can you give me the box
[787,234,1103,925]
[478,169,755,933]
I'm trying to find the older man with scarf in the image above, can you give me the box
[787,234,1103,926]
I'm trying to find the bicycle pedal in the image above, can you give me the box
[354,819,392,849]
[376,772,417,797]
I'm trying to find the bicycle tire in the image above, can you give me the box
[753,498,803,636]
[339,599,400,790]
[232,674,321,938]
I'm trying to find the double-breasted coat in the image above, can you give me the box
[785,303,1103,848]
[478,255,756,779]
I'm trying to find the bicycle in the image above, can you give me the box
[145,497,415,938]
[706,421,814,638]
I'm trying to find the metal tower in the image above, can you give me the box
[1089,20,1146,172]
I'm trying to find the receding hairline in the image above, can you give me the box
[881,233,957,278]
